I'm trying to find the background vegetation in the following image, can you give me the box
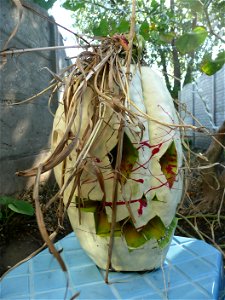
[34,0,225,99]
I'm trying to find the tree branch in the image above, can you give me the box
[170,0,181,98]
[158,48,172,93]
[183,13,197,86]
[0,45,96,56]
[203,5,225,44]
[22,2,90,45]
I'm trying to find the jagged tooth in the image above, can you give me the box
[124,223,147,249]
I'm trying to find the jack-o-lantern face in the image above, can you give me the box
[52,65,183,270]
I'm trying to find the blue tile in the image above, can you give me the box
[99,269,137,282]
[131,293,164,299]
[31,253,62,273]
[143,265,187,290]
[173,236,196,244]
[112,276,155,299]
[182,239,218,257]
[197,276,222,300]
[70,265,103,286]
[175,259,217,280]
[0,234,223,300]
[166,243,196,263]
[32,253,61,273]
[1,275,30,298]
[33,288,74,299]
[64,249,93,268]
[77,282,117,299]
[2,296,30,300]
[167,281,213,299]
[32,270,68,293]
[59,234,81,251]
[170,239,178,246]
[198,252,222,269]
[3,262,29,277]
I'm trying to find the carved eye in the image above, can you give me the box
[159,142,178,188]
[108,133,138,183]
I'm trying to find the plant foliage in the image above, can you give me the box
[31,0,57,10]
[49,0,225,96]
[0,196,34,220]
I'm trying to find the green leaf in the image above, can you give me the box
[134,34,146,58]
[32,0,57,10]
[178,0,203,12]
[176,26,208,54]
[150,0,160,12]
[8,200,34,216]
[201,51,225,75]
[93,19,109,36]
[117,19,130,34]
[0,196,17,206]
[159,32,175,43]
[108,20,117,35]
[62,1,85,11]
[140,21,150,41]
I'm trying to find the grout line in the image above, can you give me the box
[29,256,35,299]
[173,264,217,298]
[142,275,165,299]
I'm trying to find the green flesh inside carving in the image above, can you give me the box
[75,199,100,213]
[95,210,121,237]
[123,223,147,248]
[109,133,138,183]
[76,199,177,249]
[141,216,166,240]
[124,217,177,250]
[158,217,178,249]
[151,195,166,203]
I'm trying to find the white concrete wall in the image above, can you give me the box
[0,0,69,194]
[179,65,225,149]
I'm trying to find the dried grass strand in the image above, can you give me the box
[0,0,23,69]
[33,164,67,272]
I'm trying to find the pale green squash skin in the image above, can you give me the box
[52,65,183,271]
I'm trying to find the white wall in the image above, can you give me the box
[179,65,225,149]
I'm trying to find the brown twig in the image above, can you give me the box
[21,2,90,45]
[104,124,125,283]
[105,0,136,283]
[0,45,98,56]
[0,0,23,69]
[33,164,67,272]
[203,6,225,44]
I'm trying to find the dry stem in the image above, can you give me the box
[0,45,96,56]
[105,0,137,283]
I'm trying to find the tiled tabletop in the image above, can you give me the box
[0,232,224,299]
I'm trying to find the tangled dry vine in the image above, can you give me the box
[0,0,224,291]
